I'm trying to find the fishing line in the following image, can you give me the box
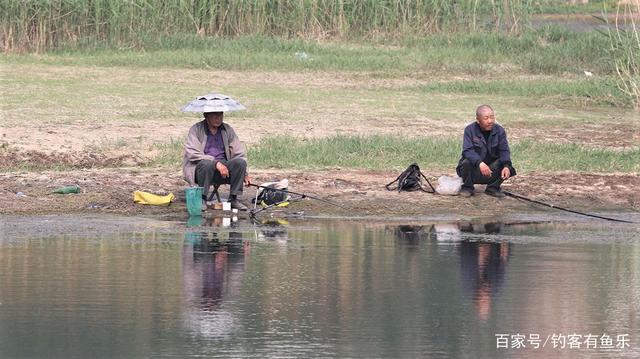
[503,190,636,224]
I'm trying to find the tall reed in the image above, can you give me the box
[1,0,535,53]
[607,3,640,110]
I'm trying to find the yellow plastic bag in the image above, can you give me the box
[133,191,175,206]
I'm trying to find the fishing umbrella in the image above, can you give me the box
[181,93,246,113]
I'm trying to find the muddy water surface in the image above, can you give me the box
[1,215,639,358]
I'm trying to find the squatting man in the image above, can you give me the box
[456,105,516,198]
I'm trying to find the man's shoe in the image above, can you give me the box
[459,188,474,198]
[230,199,248,211]
[485,187,506,198]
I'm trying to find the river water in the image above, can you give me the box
[1,215,639,358]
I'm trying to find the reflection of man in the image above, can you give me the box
[459,241,511,321]
[182,231,247,311]
[203,233,245,307]
[456,105,516,198]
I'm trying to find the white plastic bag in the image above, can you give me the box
[435,175,463,195]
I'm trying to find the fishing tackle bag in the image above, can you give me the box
[253,179,290,206]
[385,163,435,193]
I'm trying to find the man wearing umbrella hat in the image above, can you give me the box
[182,94,250,211]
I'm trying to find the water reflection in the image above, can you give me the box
[460,221,503,235]
[254,218,290,245]
[182,217,248,338]
[394,222,511,321]
[430,223,462,242]
[452,222,512,322]
[459,241,511,321]
[393,225,430,243]
[3,216,638,358]
[428,221,504,242]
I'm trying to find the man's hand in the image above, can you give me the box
[479,162,492,177]
[216,162,229,178]
[501,167,511,180]
[244,175,251,186]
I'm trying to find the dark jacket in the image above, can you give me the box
[457,122,514,171]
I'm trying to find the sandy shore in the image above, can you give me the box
[1,168,638,223]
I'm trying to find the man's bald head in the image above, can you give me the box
[475,105,495,131]
[476,105,494,117]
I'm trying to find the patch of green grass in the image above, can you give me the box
[151,138,184,167]
[405,27,613,75]
[2,29,614,76]
[6,28,630,106]
[513,139,640,172]
[6,30,629,106]
[152,135,640,173]
[249,135,461,171]
[532,0,615,14]
[411,77,627,107]
[8,135,638,173]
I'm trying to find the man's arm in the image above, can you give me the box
[461,126,482,167]
[498,127,515,179]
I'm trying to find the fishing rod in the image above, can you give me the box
[503,190,635,224]
[247,182,350,210]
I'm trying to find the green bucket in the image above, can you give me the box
[185,187,203,216]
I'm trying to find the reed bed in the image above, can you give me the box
[605,2,640,109]
[1,0,535,52]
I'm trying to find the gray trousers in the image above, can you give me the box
[456,159,514,191]
[195,158,247,200]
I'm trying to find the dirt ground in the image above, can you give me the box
[1,167,638,222]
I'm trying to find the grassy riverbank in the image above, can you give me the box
[249,136,640,172]
[147,135,640,173]
[2,1,638,174]
[1,2,639,217]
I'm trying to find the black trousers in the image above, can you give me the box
[195,158,247,200]
[456,159,514,191]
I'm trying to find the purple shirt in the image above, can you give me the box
[204,127,226,161]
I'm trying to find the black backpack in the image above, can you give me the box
[385,163,435,193]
